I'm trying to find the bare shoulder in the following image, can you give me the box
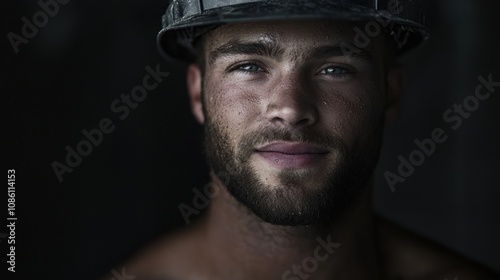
[376,217,499,280]
[103,220,208,280]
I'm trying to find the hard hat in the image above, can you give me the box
[157,0,428,63]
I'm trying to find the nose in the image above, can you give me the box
[265,73,318,128]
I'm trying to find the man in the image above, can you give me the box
[108,1,499,279]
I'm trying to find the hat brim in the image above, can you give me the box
[157,0,428,64]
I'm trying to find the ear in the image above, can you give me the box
[187,64,205,124]
[385,65,406,124]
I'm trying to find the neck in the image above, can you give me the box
[198,172,381,280]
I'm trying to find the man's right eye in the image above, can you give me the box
[230,62,265,73]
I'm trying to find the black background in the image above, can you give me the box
[2,0,500,279]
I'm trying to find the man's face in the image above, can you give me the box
[197,20,390,226]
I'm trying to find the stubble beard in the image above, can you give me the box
[202,114,383,226]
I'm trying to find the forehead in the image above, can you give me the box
[203,20,382,56]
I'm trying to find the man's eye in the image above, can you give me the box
[234,63,263,73]
[319,66,349,76]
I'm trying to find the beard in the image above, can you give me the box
[202,115,383,226]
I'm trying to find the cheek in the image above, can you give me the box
[204,77,261,138]
[318,83,385,143]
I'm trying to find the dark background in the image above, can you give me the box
[2,0,500,279]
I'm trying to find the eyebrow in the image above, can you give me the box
[209,40,285,65]
[308,45,373,62]
[208,41,373,65]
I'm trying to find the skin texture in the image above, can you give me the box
[199,20,387,227]
[104,20,499,280]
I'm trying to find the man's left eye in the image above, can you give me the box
[319,66,349,76]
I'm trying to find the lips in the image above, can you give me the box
[256,142,328,154]
[255,142,328,169]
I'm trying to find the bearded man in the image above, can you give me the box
[105,1,499,279]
